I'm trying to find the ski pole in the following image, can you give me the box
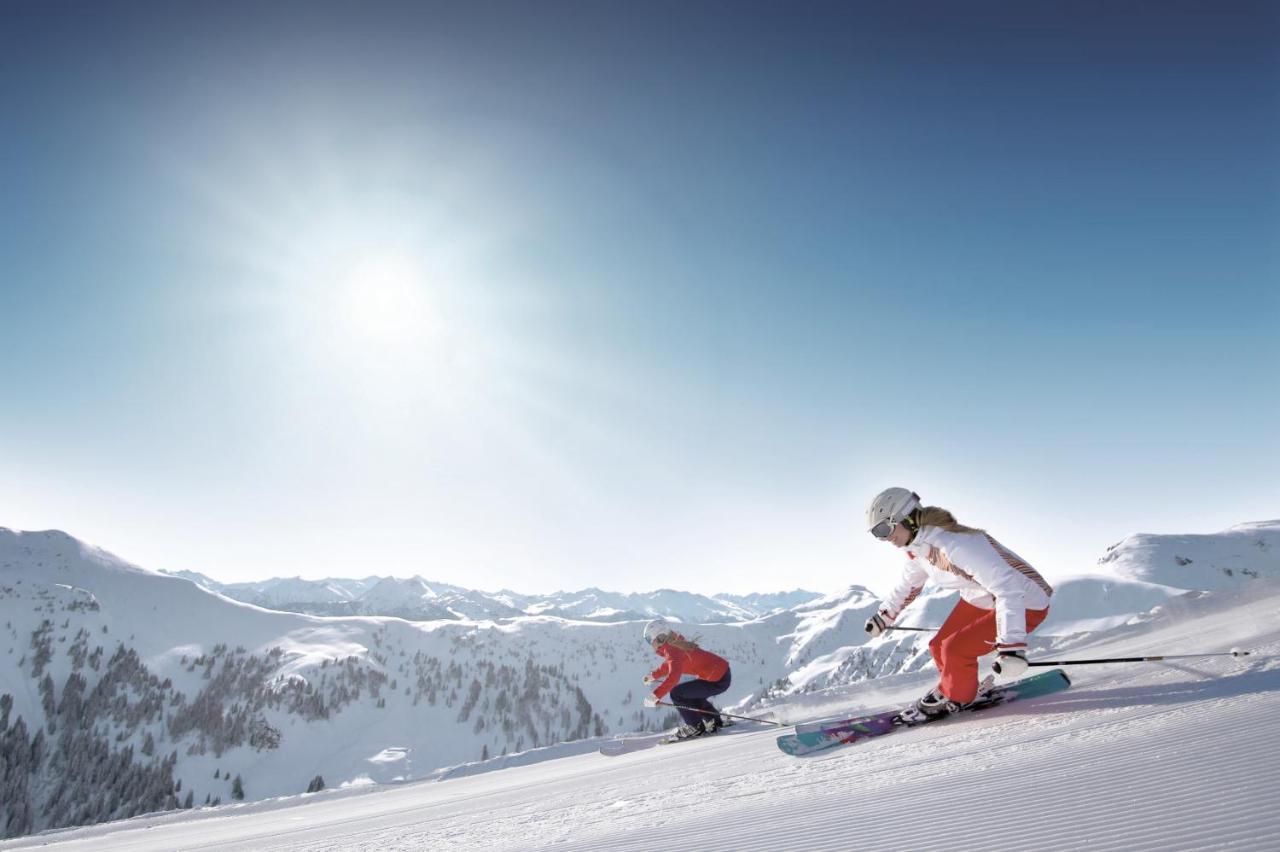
[1029,649,1263,667]
[655,700,787,728]
[885,625,936,632]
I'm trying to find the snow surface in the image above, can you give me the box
[3,578,1278,851]
[3,521,1278,848]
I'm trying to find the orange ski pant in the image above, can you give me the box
[930,598,1050,704]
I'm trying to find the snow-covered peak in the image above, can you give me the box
[488,586,820,624]
[170,572,821,624]
[225,576,356,606]
[1,527,154,580]
[359,576,431,607]
[714,590,821,615]
[1096,520,1280,589]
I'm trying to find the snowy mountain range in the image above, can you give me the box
[167,570,819,624]
[15,574,1277,852]
[1,520,1277,840]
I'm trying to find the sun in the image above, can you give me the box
[336,250,435,348]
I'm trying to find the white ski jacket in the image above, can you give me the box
[879,525,1053,649]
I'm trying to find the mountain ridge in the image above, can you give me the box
[166,566,822,624]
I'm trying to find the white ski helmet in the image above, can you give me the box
[643,619,675,645]
[867,487,920,537]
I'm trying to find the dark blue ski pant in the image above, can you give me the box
[670,668,732,727]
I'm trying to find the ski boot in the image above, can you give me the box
[894,689,965,726]
[674,721,706,740]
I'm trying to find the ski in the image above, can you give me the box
[599,733,670,756]
[776,668,1071,757]
[600,720,735,756]
[599,731,712,756]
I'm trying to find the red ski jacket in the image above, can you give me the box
[649,642,729,700]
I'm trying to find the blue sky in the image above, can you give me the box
[2,1,1277,594]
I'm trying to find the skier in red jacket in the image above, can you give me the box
[642,619,732,739]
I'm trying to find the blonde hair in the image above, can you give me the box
[663,634,703,652]
[917,506,985,535]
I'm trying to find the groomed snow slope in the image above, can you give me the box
[6,582,1278,852]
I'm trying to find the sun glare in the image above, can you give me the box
[337,251,435,347]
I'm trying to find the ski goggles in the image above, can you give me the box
[870,520,896,540]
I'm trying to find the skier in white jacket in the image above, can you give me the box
[863,487,1054,723]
